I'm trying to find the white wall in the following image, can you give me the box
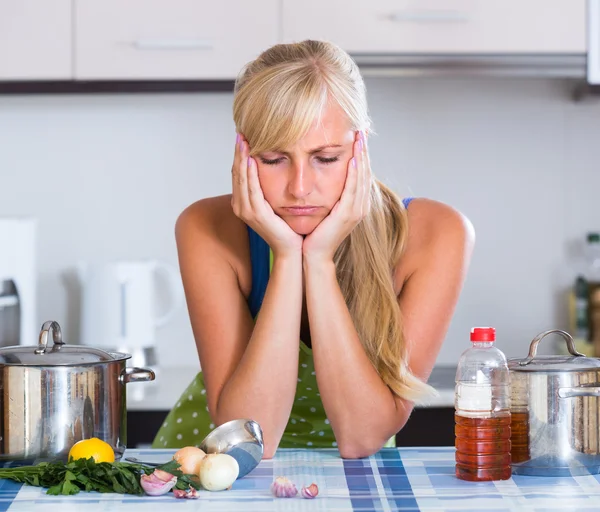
[1,76,599,368]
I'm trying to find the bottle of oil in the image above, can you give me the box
[455,327,511,481]
[584,233,600,356]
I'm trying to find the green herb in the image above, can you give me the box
[0,458,200,496]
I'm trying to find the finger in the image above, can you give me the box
[339,133,361,210]
[353,131,371,218]
[359,131,372,215]
[231,134,241,197]
[233,137,251,214]
[355,131,367,210]
[362,130,372,174]
[235,134,247,171]
[246,156,266,210]
[233,133,245,170]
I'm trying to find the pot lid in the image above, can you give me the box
[0,320,122,366]
[509,329,600,372]
[508,354,600,372]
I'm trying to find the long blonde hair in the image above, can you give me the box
[233,40,434,401]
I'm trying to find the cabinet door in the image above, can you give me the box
[75,0,279,80]
[282,0,586,54]
[0,0,72,80]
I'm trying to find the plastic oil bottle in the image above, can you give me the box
[455,327,511,481]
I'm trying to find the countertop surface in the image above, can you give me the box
[2,447,600,511]
[126,365,457,412]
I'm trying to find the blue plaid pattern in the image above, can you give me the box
[2,447,600,510]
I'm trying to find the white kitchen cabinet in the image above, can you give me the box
[75,0,280,80]
[0,0,72,80]
[282,0,586,54]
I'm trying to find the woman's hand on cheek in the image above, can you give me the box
[231,134,303,259]
[302,131,372,263]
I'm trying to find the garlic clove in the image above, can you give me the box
[173,487,200,499]
[270,476,298,498]
[301,483,319,499]
[140,469,178,496]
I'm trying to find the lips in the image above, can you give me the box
[282,206,321,216]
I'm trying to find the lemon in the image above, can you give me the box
[68,438,115,463]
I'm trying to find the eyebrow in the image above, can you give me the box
[309,144,343,153]
[272,144,344,155]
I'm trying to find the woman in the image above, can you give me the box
[152,40,475,459]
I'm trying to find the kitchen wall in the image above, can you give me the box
[1,76,599,368]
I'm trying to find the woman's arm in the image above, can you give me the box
[304,199,475,458]
[176,202,303,458]
[178,136,306,458]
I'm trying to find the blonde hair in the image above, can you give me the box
[233,40,434,401]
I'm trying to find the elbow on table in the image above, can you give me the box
[263,447,277,460]
[337,439,385,460]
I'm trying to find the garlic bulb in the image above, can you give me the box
[173,446,206,479]
[140,469,177,496]
[301,483,319,498]
[198,453,239,491]
[270,476,298,498]
[173,487,200,499]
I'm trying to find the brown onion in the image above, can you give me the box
[173,446,206,479]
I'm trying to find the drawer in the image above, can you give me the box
[0,0,72,80]
[282,0,586,54]
[75,0,280,80]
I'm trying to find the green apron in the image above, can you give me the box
[152,248,396,449]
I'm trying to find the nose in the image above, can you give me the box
[287,161,315,199]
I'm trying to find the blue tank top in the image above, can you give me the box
[246,197,414,314]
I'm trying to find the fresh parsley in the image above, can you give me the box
[0,458,201,496]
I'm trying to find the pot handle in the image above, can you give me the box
[35,320,65,355]
[519,329,584,366]
[120,367,156,384]
[558,386,600,398]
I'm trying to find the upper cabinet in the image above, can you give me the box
[0,0,72,80]
[0,0,589,82]
[282,0,586,54]
[74,0,279,80]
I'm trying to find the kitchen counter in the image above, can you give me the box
[126,365,457,412]
[3,447,600,511]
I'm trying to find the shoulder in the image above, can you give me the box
[394,198,475,289]
[175,194,252,295]
[176,194,237,234]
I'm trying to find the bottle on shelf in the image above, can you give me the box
[455,327,511,482]
[584,233,600,356]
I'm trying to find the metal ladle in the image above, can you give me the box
[126,419,264,479]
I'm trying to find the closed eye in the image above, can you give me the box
[258,156,339,166]
[259,157,285,165]
[316,156,339,164]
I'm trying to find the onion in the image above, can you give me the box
[198,453,239,491]
[172,446,206,479]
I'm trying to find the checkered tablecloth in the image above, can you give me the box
[2,447,600,511]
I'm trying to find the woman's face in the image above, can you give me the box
[256,102,356,236]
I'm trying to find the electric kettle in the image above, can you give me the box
[77,260,183,351]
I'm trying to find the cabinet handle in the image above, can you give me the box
[388,10,470,23]
[130,39,214,51]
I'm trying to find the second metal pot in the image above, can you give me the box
[0,320,155,462]
[508,329,600,476]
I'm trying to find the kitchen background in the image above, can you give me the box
[1,0,599,374]
[2,76,599,367]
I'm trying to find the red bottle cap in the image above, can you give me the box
[470,327,496,343]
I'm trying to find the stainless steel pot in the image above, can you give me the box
[0,320,155,462]
[508,329,600,476]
